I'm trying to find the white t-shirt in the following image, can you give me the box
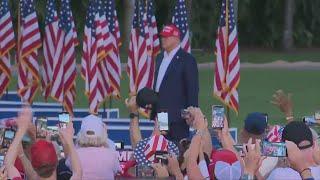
[267,166,320,180]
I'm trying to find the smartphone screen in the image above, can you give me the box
[135,165,155,178]
[262,113,268,123]
[212,105,224,128]
[155,151,169,165]
[261,141,287,157]
[315,112,320,120]
[303,116,317,126]
[59,112,70,128]
[22,134,31,143]
[36,117,48,138]
[0,155,4,167]
[157,111,169,131]
[2,129,15,148]
[115,142,124,150]
[234,145,245,157]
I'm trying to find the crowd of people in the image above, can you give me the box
[0,89,318,180]
[0,24,318,179]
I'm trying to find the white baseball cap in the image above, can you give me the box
[80,115,104,138]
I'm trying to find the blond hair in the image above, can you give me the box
[76,130,108,148]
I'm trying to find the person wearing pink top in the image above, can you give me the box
[66,115,120,180]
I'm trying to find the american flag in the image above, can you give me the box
[50,0,77,115]
[95,0,108,61]
[105,0,121,99]
[95,0,111,104]
[0,0,15,98]
[81,0,101,114]
[17,0,41,103]
[41,0,58,101]
[144,135,168,162]
[127,0,151,95]
[213,0,240,113]
[172,0,190,53]
[146,0,160,88]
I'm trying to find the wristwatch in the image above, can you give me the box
[129,113,139,119]
[241,173,255,180]
[194,130,203,136]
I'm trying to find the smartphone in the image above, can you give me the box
[157,111,169,131]
[59,112,70,128]
[262,113,268,123]
[261,141,287,157]
[303,116,317,126]
[47,126,59,135]
[135,165,155,178]
[2,128,15,148]
[115,142,124,150]
[36,117,48,138]
[47,126,59,141]
[212,105,224,129]
[22,134,31,143]
[315,111,320,120]
[0,128,5,146]
[0,154,4,167]
[181,109,191,119]
[155,151,169,165]
[234,145,245,157]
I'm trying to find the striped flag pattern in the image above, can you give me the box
[81,0,101,114]
[41,0,59,101]
[146,0,160,88]
[105,0,121,99]
[51,0,77,115]
[127,0,151,95]
[95,0,112,106]
[17,0,41,103]
[172,0,191,53]
[213,0,240,113]
[144,135,168,162]
[0,0,15,98]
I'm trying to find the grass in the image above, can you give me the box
[192,50,320,64]
[15,48,320,65]
[7,68,320,131]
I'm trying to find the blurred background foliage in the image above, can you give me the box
[7,0,320,52]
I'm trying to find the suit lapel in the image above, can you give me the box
[159,48,182,88]
[153,52,164,90]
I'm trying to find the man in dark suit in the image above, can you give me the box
[154,24,199,141]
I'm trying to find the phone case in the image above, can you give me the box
[212,105,224,128]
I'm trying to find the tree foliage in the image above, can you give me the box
[7,0,320,50]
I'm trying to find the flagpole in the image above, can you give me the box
[227,107,230,126]
[17,0,21,65]
[225,0,230,124]
[103,101,106,117]
[109,97,112,109]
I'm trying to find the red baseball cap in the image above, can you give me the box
[208,149,241,179]
[31,140,58,169]
[160,24,181,38]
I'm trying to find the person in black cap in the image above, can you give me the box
[268,121,320,179]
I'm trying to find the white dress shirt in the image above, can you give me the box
[155,46,180,92]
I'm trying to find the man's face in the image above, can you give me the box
[161,36,177,50]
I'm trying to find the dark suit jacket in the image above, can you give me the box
[154,48,199,141]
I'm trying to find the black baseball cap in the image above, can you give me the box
[282,121,313,149]
[136,87,159,109]
[136,87,159,120]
